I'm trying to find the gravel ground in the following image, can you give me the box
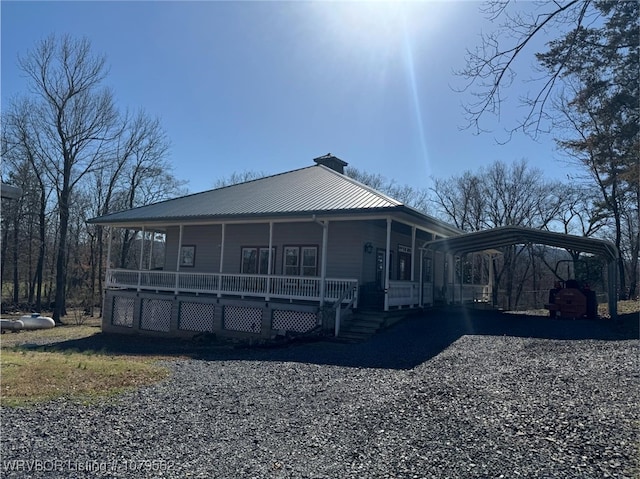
[1,310,638,479]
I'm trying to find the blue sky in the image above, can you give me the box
[2,1,568,194]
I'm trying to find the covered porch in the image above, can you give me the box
[105,268,359,305]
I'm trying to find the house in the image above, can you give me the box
[87,154,491,340]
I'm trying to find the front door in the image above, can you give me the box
[376,248,393,288]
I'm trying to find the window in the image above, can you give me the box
[397,245,412,281]
[241,247,275,274]
[422,251,433,282]
[284,246,318,276]
[301,247,317,276]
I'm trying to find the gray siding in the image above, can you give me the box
[325,222,364,279]
[165,225,222,273]
[223,223,272,273]
[160,219,427,283]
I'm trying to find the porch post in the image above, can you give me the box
[102,227,113,318]
[219,224,225,273]
[459,254,464,304]
[419,246,424,307]
[384,217,391,311]
[607,260,617,319]
[442,252,449,305]
[175,225,183,294]
[411,227,416,282]
[148,230,154,270]
[218,223,225,298]
[105,227,113,273]
[137,227,145,291]
[267,221,273,301]
[319,221,328,307]
[139,227,146,270]
[448,254,455,304]
[488,253,495,306]
[411,226,416,306]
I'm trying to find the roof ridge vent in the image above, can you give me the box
[313,153,348,174]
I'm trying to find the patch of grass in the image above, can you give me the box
[0,350,169,407]
[0,324,101,349]
[509,299,640,318]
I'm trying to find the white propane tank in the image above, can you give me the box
[19,313,55,330]
[0,319,24,333]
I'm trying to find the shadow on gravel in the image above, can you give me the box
[28,308,639,370]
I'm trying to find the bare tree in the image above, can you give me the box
[112,113,183,270]
[2,99,56,311]
[17,34,121,322]
[457,0,597,138]
[431,159,572,308]
[213,170,269,189]
[541,1,639,297]
[345,166,430,213]
[458,0,638,298]
[430,172,486,231]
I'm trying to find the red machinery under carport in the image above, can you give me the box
[425,226,619,319]
[546,279,598,320]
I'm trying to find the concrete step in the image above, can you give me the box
[345,318,384,328]
[333,332,368,343]
[340,325,379,335]
[337,314,387,342]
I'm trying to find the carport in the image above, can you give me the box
[426,226,619,318]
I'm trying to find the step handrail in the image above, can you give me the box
[332,285,358,337]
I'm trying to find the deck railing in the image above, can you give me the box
[106,269,358,305]
[388,280,420,307]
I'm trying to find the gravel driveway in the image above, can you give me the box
[1,309,638,478]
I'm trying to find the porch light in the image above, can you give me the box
[364,242,373,254]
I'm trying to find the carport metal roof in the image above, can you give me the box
[426,226,618,261]
[426,226,619,318]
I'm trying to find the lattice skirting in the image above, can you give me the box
[112,296,135,327]
[272,309,318,333]
[140,298,172,332]
[223,305,262,333]
[179,302,215,332]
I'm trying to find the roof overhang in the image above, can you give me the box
[425,226,618,262]
[87,205,463,238]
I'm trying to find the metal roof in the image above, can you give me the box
[426,226,618,262]
[87,164,460,235]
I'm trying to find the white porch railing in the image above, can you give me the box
[106,269,358,305]
[452,284,491,303]
[388,280,420,308]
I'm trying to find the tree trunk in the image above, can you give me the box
[12,214,20,305]
[53,189,70,324]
